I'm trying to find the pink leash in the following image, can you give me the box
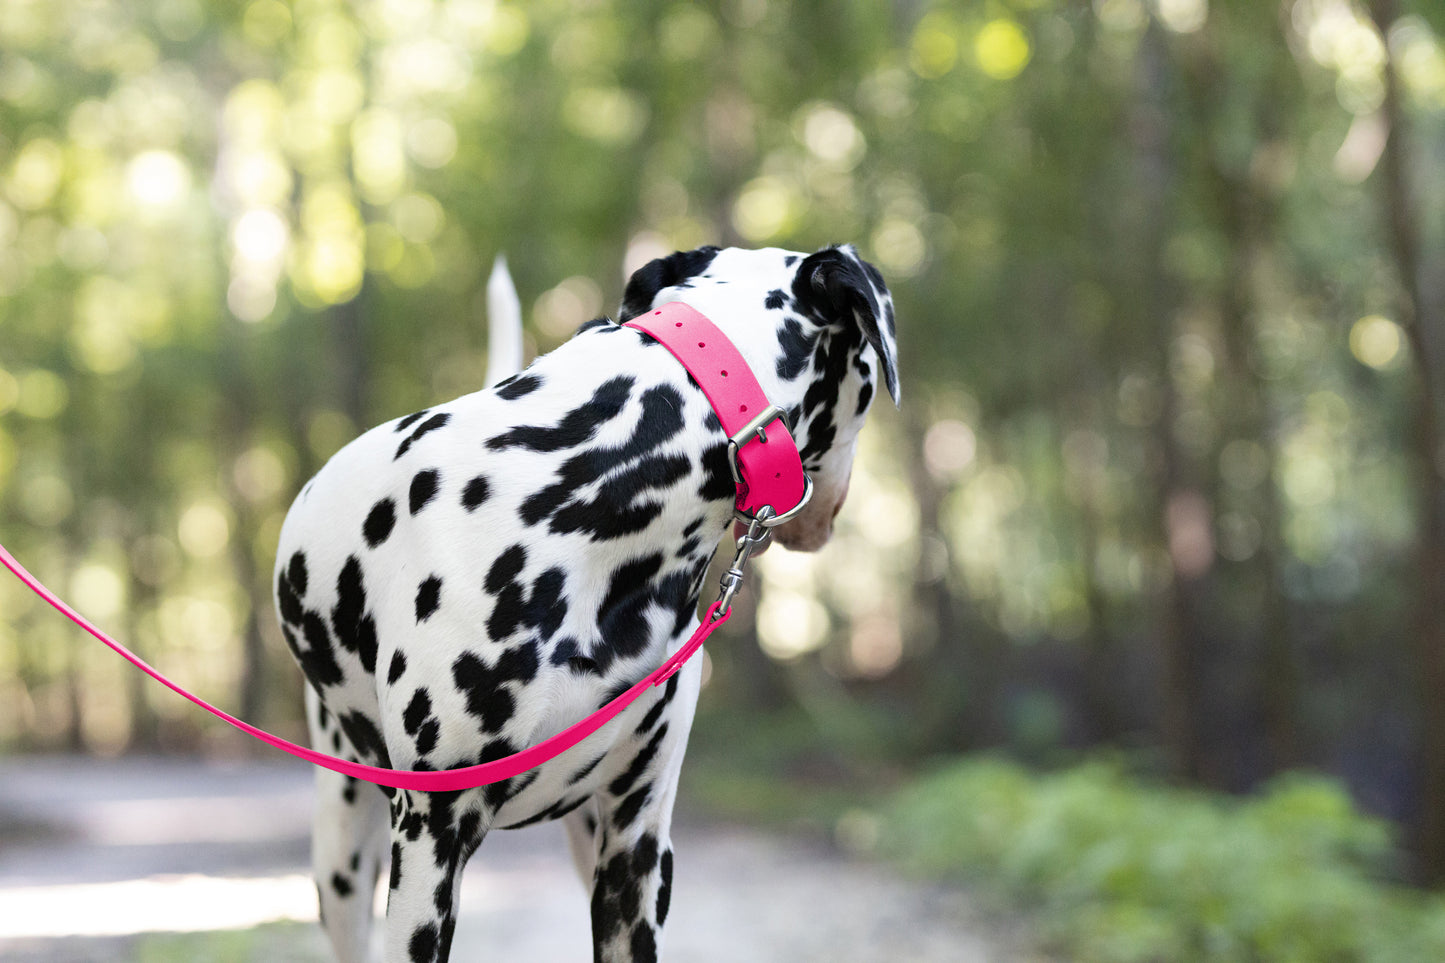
[0,302,806,792]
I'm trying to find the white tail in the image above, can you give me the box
[484,254,524,387]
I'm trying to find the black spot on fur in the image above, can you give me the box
[591,851,638,942]
[569,754,606,785]
[403,689,431,734]
[395,410,428,433]
[277,568,304,626]
[330,871,353,898]
[291,612,344,688]
[452,647,538,733]
[409,469,439,515]
[632,833,660,875]
[775,317,817,380]
[597,553,664,664]
[610,724,669,797]
[765,288,788,310]
[408,922,437,963]
[332,556,379,674]
[549,636,579,664]
[636,676,678,734]
[631,922,659,963]
[485,545,527,595]
[519,383,689,540]
[388,651,407,684]
[526,568,567,640]
[415,575,442,623]
[486,376,633,453]
[414,720,438,755]
[287,551,308,597]
[498,793,590,830]
[395,411,451,460]
[657,849,673,925]
[856,380,874,416]
[698,441,734,502]
[363,499,396,547]
[461,474,490,511]
[495,373,542,400]
[613,783,651,830]
[338,710,391,768]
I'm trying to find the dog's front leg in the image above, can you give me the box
[384,789,482,963]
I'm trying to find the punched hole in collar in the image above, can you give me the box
[698,341,706,348]
[721,369,728,377]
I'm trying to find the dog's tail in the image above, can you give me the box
[485,253,524,387]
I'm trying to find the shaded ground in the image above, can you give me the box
[0,755,1038,962]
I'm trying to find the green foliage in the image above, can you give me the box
[134,922,325,962]
[887,758,1445,962]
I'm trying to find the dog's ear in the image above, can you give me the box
[619,246,722,322]
[793,245,900,405]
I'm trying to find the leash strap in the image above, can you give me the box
[0,302,809,792]
[0,539,729,791]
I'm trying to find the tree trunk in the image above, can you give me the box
[1371,0,1445,883]
[902,406,993,749]
[1131,21,1210,782]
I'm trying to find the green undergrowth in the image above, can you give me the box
[132,922,325,962]
[679,704,894,830]
[886,757,1445,963]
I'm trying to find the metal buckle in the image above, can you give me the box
[725,403,813,528]
[726,404,790,485]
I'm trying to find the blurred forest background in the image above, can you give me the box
[4,0,1445,948]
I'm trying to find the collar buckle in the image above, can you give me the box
[725,404,790,485]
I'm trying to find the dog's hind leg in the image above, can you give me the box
[308,689,390,963]
[587,690,694,963]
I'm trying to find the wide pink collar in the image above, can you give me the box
[625,302,812,525]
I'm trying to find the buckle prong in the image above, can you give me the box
[726,404,790,485]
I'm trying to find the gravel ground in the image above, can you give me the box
[0,755,1040,962]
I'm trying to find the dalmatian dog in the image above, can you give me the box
[272,243,899,963]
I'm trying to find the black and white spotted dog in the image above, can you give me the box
[272,244,899,963]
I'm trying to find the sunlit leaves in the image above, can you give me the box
[1349,315,1404,370]
[974,19,1032,80]
[5,139,64,210]
[732,176,800,242]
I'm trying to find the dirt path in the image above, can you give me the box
[0,756,1036,962]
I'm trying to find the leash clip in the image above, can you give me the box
[713,507,774,619]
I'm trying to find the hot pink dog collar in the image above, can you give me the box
[625,302,812,525]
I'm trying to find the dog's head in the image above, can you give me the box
[620,244,899,552]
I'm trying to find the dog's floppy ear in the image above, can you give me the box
[793,245,900,405]
[619,246,722,322]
